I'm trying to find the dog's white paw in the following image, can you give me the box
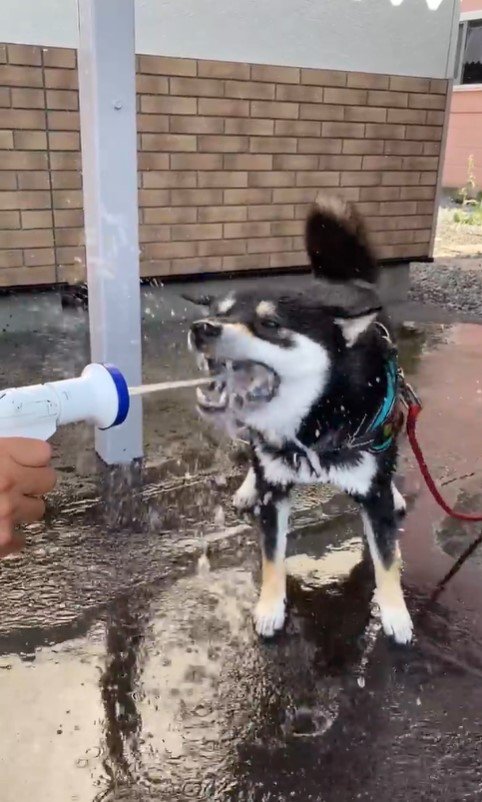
[254,595,286,638]
[378,602,413,645]
[233,474,258,513]
[233,487,257,513]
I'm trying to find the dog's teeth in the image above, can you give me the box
[196,352,208,372]
[196,387,207,404]
[196,385,228,411]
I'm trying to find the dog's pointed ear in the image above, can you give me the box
[319,280,382,346]
[334,310,379,347]
[181,292,216,309]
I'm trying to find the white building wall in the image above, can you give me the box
[0,0,459,78]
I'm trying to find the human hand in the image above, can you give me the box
[0,438,57,554]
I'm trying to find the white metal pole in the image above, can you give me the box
[77,0,143,464]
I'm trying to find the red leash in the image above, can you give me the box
[398,373,482,606]
[401,377,482,523]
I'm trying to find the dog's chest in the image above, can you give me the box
[254,439,377,497]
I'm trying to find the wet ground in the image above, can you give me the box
[0,283,482,802]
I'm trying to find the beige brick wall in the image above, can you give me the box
[0,44,447,287]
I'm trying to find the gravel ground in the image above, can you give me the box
[409,207,482,317]
[409,260,482,315]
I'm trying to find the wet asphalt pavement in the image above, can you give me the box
[0,284,482,801]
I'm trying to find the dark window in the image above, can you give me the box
[457,20,482,85]
[454,23,465,80]
[463,20,482,83]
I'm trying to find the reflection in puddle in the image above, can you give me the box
[91,541,381,800]
[98,568,259,799]
[287,537,363,590]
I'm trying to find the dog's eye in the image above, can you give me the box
[261,318,280,330]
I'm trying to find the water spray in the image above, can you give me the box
[0,364,211,441]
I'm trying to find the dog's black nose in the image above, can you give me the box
[191,319,222,346]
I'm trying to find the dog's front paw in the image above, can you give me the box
[233,486,257,513]
[377,601,413,645]
[254,594,286,638]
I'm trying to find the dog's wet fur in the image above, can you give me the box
[188,195,413,645]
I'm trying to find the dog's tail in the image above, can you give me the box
[305,194,379,284]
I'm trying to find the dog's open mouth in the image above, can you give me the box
[195,356,279,414]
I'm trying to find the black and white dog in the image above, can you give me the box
[188,195,412,645]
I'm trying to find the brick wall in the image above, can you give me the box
[0,43,448,287]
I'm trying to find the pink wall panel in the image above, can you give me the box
[444,90,482,187]
[461,0,482,12]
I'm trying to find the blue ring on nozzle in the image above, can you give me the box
[102,364,130,427]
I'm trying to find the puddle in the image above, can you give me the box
[0,315,482,801]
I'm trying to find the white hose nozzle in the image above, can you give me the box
[0,363,130,441]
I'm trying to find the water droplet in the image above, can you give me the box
[199,551,212,575]
[214,505,225,527]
